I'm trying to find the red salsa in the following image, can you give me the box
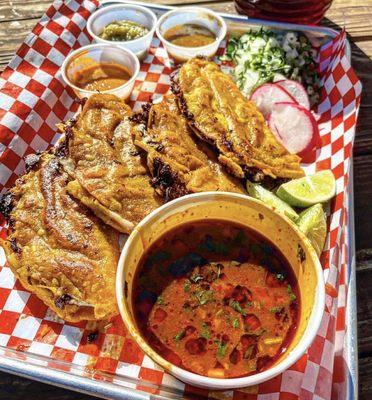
[132,220,300,378]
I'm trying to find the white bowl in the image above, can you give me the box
[156,7,227,62]
[87,4,157,60]
[116,192,325,389]
[61,43,139,100]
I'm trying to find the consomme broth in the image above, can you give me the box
[132,220,300,379]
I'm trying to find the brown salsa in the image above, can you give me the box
[163,24,216,47]
[72,62,131,92]
[132,220,300,379]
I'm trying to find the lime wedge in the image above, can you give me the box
[246,181,299,222]
[297,204,327,257]
[276,170,336,207]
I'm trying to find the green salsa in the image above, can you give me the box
[99,20,149,41]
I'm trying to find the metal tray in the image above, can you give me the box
[0,2,357,399]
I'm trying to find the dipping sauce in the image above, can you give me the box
[132,220,300,379]
[163,24,216,47]
[100,20,149,41]
[71,62,131,92]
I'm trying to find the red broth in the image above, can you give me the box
[132,220,300,378]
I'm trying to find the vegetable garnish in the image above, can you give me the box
[221,28,320,105]
[215,339,228,358]
[174,329,186,341]
[184,279,191,292]
[201,323,211,339]
[99,20,149,41]
[230,300,246,315]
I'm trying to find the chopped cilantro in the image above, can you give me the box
[156,296,164,305]
[232,318,239,328]
[269,306,283,313]
[195,290,214,305]
[215,340,228,358]
[201,323,211,339]
[287,285,297,301]
[174,330,186,341]
[230,300,246,315]
[184,279,191,292]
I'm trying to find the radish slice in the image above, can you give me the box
[275,79,311,110]
[268,102,319,156]
[250,83,297,119]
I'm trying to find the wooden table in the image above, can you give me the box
[0,0,371,399]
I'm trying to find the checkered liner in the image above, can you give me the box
[0,1,362,399]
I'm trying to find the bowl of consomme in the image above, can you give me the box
[156,7,227,62]
[116,192,325,389]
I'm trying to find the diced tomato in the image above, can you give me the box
[232,285,252,304]
[244,314,261,331]
[153,308,167,323]
[240,334,256,351]
[185,325,197,336]
[229,348,241,365]
[185,338,207,355]
[216,282,234,299]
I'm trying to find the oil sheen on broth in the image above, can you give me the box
[132,220,300,379]
[72,62,131,92]
[163,24,216,47]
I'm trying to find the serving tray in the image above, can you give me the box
[0,1,361,399]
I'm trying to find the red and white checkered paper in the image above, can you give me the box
[0,1,362,399]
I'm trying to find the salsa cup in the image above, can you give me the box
[116,192,325,389]
[87,4,157,60]
[61,43,139,100]
[156,7,227,62]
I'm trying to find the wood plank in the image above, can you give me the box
[353,155,372,251]
[360,356,372,399]
[356,252,372,355]
[0,0,51,22]
[0,18,39,70]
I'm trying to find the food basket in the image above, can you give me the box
[0,1,361,399]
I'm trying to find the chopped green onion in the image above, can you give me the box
[215,340,228,358]
[201,323,211,339]
[230,300,246,315]
[184,279,191,293]
[174,330,186,341]
[232,318,240,328]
